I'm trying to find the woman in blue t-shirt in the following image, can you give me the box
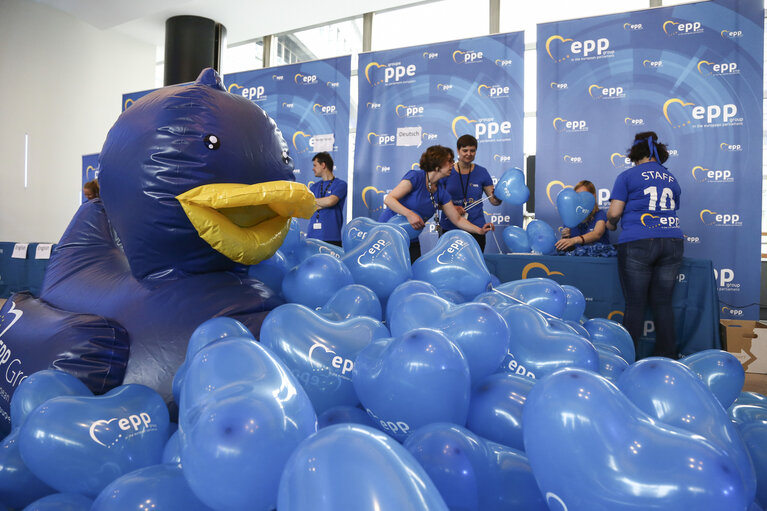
[554,180,610,251]
[380,145,494,262]
[606,131,683,359]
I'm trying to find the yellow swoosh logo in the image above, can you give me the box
[522,262,564,279]
[546,180,572,204]
[546,35,573,60]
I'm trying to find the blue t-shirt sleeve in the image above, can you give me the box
[594,209,607,223]
[403,169,420,189]
[437,182,451,206]
[610,172,628,202]
[331,179,347,200]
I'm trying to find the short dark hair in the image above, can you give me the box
[456,134,478,150]
[627,131,669,164]
[419,145,454,172]
[312,152,334,171]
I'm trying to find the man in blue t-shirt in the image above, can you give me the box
[307,152,347,246]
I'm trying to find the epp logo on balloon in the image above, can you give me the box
[546,180,571,205]
[521,262,564,279]
[89,412,156,447]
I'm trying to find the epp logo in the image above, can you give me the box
[326,81,340,88]
[663,20,703,35]
[367,132,395,145]
[714,268,737,288]
[395,104,424,117]
[552,117,588,132]
[308,342,354,378]
[546,181,573,205]
[642,59,663,69]
[721,29,744,39]
[477,84,510,98]
[85,165,99,181]
[281,102,294,109]
[720,142,742,152]
[692,166,733,183]
[422,51,439,59]
[663,98,738,127]
[272,74,284,81]
[228,83,266,101]
[422,132,439,141]
[550,82,568,90]
[588,84,624,99]
[521,262,564,279]
[697,60,739,75]
[452,116,511,140]
[312,103,336,115]
[294,73,317,85]
[699,209,741,226]
[452,50,484,63]
[684,235,701,243]
[493,154,511,163]
[623,22,643,31]
[563,155,582,164]
[640,213,680,229]
[437,83,454,91]
[722,306,744,317]
[375,165,391,173]
[624,117,645,126]
[89,413,156,448]
[495,59,512,66]
[437,238,471,264]
[366,102,382,110]
[292,131,313,153]
[545,34,610,62]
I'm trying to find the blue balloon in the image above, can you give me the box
[547,317,581,335]
[583,317,636,363]
[525,220,556,255]
[0,430,55,509]
[385,280,439,325]
[501,225,530,253]
[10,370,92,430]
[412,230,492,303]
[489,278,567,319]
[341,217,380,251]
[466,372,535,451]
[296,237,345,262]
[317,284,383,321]
[566,320,591,339]
[524,368,751,510]
[595,345,630,383]
[618,358,756,502]
[22,493,92,511]
[18,385,170,497]
[260,303,390,413]
[497,304,598,379]
[737,421,767,509]
[493,168,529,205]
[318,406,375,429]
[162,430,181,465]
[247,250,293,296]
[556,188,595,228]
[561,284,586,322]
[341,224,412,307]
[353,329,471,441]
[404,423,546,511]
[389,292,509,385]
[278,424,449,510]
[282,253,354,309]
[387,213,423,240]
[179,337,317,511]
[680,349,745,409]
[730,393,767,425]
[91,464,211,511]
[280,218,304,260]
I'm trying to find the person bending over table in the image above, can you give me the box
[439,134,502,252]
[379,145,494,263]
[606,131,683,359]
[554,180,610,251]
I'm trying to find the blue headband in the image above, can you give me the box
[633,136,661,163]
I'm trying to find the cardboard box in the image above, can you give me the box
[720,320,767,374]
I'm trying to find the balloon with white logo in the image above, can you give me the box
[556,188,595,228]
[494,168,529,205]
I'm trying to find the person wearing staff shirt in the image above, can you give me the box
[308,152,347,247]
[606,131,683,359]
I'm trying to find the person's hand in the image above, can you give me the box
[454,205,466,217]
[560,227,570,238]
[555,237,577,251]
[479,222,495,234]
[406,211,425,230]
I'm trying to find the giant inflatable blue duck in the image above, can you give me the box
[0,69,315,428]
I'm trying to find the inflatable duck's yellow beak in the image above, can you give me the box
[176,181,316,265]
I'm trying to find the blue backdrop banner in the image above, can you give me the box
[536,0,763,319]
[355,33,525,254]
[122,87,157,111]
[81,153,99,203]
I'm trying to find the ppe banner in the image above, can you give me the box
[355,33,524,254]
[536,0,763,318]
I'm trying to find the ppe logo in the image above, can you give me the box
[452,50,484,64]
[477,84,510,98]
[521,262,564,279]
[552,117,588,132]
[364,61,416,86]
[375,165,391,173]
[493,154,511,163]
[663,98,741,128]
[722,306,744,317]
[623,22,643,31]
[546,181,572,205]
[421,132,438,141]
[563,154,582,164]
[640,213,680,229]
[89,413,157,448]
[550,82,568,90]
[312,103,336,115]
[642,59,663,69]
[452,116,511,141]
[624,117,645,127]
[437,238,471,264]
[691,166,734,183]
[395,104,424,117]
[697,60,739,76]
[326,81,340,88]
[721,29,744,39]
[294,73,318,85]
[545,35,612,62]
[714,268,739,290]
[367,132,395,146]
[495,59,512,67]
[488,213,512,224]
[228,83,266,101]
[610,153,630,168]
[437,83,453,91]
[272,74,284,81]
[588,84,625,99]
[361,186,386,214]
[422,51,439,60]
[366,102,382,110]
[308,342,354,380]
[699,209,742,226]
[720,142,742,152]
[663,20,704,36]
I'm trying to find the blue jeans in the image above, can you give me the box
[617,238,684,358]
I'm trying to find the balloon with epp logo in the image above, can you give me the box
[493,168,529,205]
[556,188,595,228]
[341,216,380,252]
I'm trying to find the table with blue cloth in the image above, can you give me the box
[483,254,721,359]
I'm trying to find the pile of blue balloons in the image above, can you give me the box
[502,220,557,255]
[0,219,763,511]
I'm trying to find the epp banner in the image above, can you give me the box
[81,153,99,203]
[225,57,351,232]
[536,0,763,318]
[355,33,524,254]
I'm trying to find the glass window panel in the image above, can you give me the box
[222,40,264,74]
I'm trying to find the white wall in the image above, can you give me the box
[0,0,155,243]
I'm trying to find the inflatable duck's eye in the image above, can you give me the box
[281,150,291,165]
[204,134,221,150]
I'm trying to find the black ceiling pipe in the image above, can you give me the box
[164,15,226,86]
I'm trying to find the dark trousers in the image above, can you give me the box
[617,238,684,358]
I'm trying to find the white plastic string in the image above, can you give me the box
[489,286,559,320]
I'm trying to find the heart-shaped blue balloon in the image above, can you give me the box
[525,220,556,255]
[18,384,170,497]
[729,393,767,425]
[556,188,595,228]
[341,224,412,307]
[318,405,376,429]
[412,230,492,303]
[91,464,210,511]
[680,349,745,409]
[22,493,93,511]
[618,358,756,503]
[387,213,423,240]
[493,168,529,205]
[162,429,181,465]
[389,292,510,385]
[524,368,752,510]
[247,250,293,296]
[484,278,567,318]
[10,370,92,430]
[317,284,383,321]
[583,317,635,363]
[547,317,581,335]
[466,372,534,452]
[501,225,530,253]
[404,423,546,511]
[260,303,389,413]
[353,329,470,441]
[566,320,590,339]
[595,345,629,382]
[561,285,586,322]
[179,337,317,511]
[277,424,449,510]
[296,237,345,262]
[737,421,767,509]
[385,280,440,324]
[282,253,354,309]
[497,304,598,380]
[342,217,388,252]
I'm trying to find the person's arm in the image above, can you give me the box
[554,219,607,250]
[315,195,340,209]
[484,184,502,206]
[383,180,423,229]
[606,200,625,231]
[443,201,493,235]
